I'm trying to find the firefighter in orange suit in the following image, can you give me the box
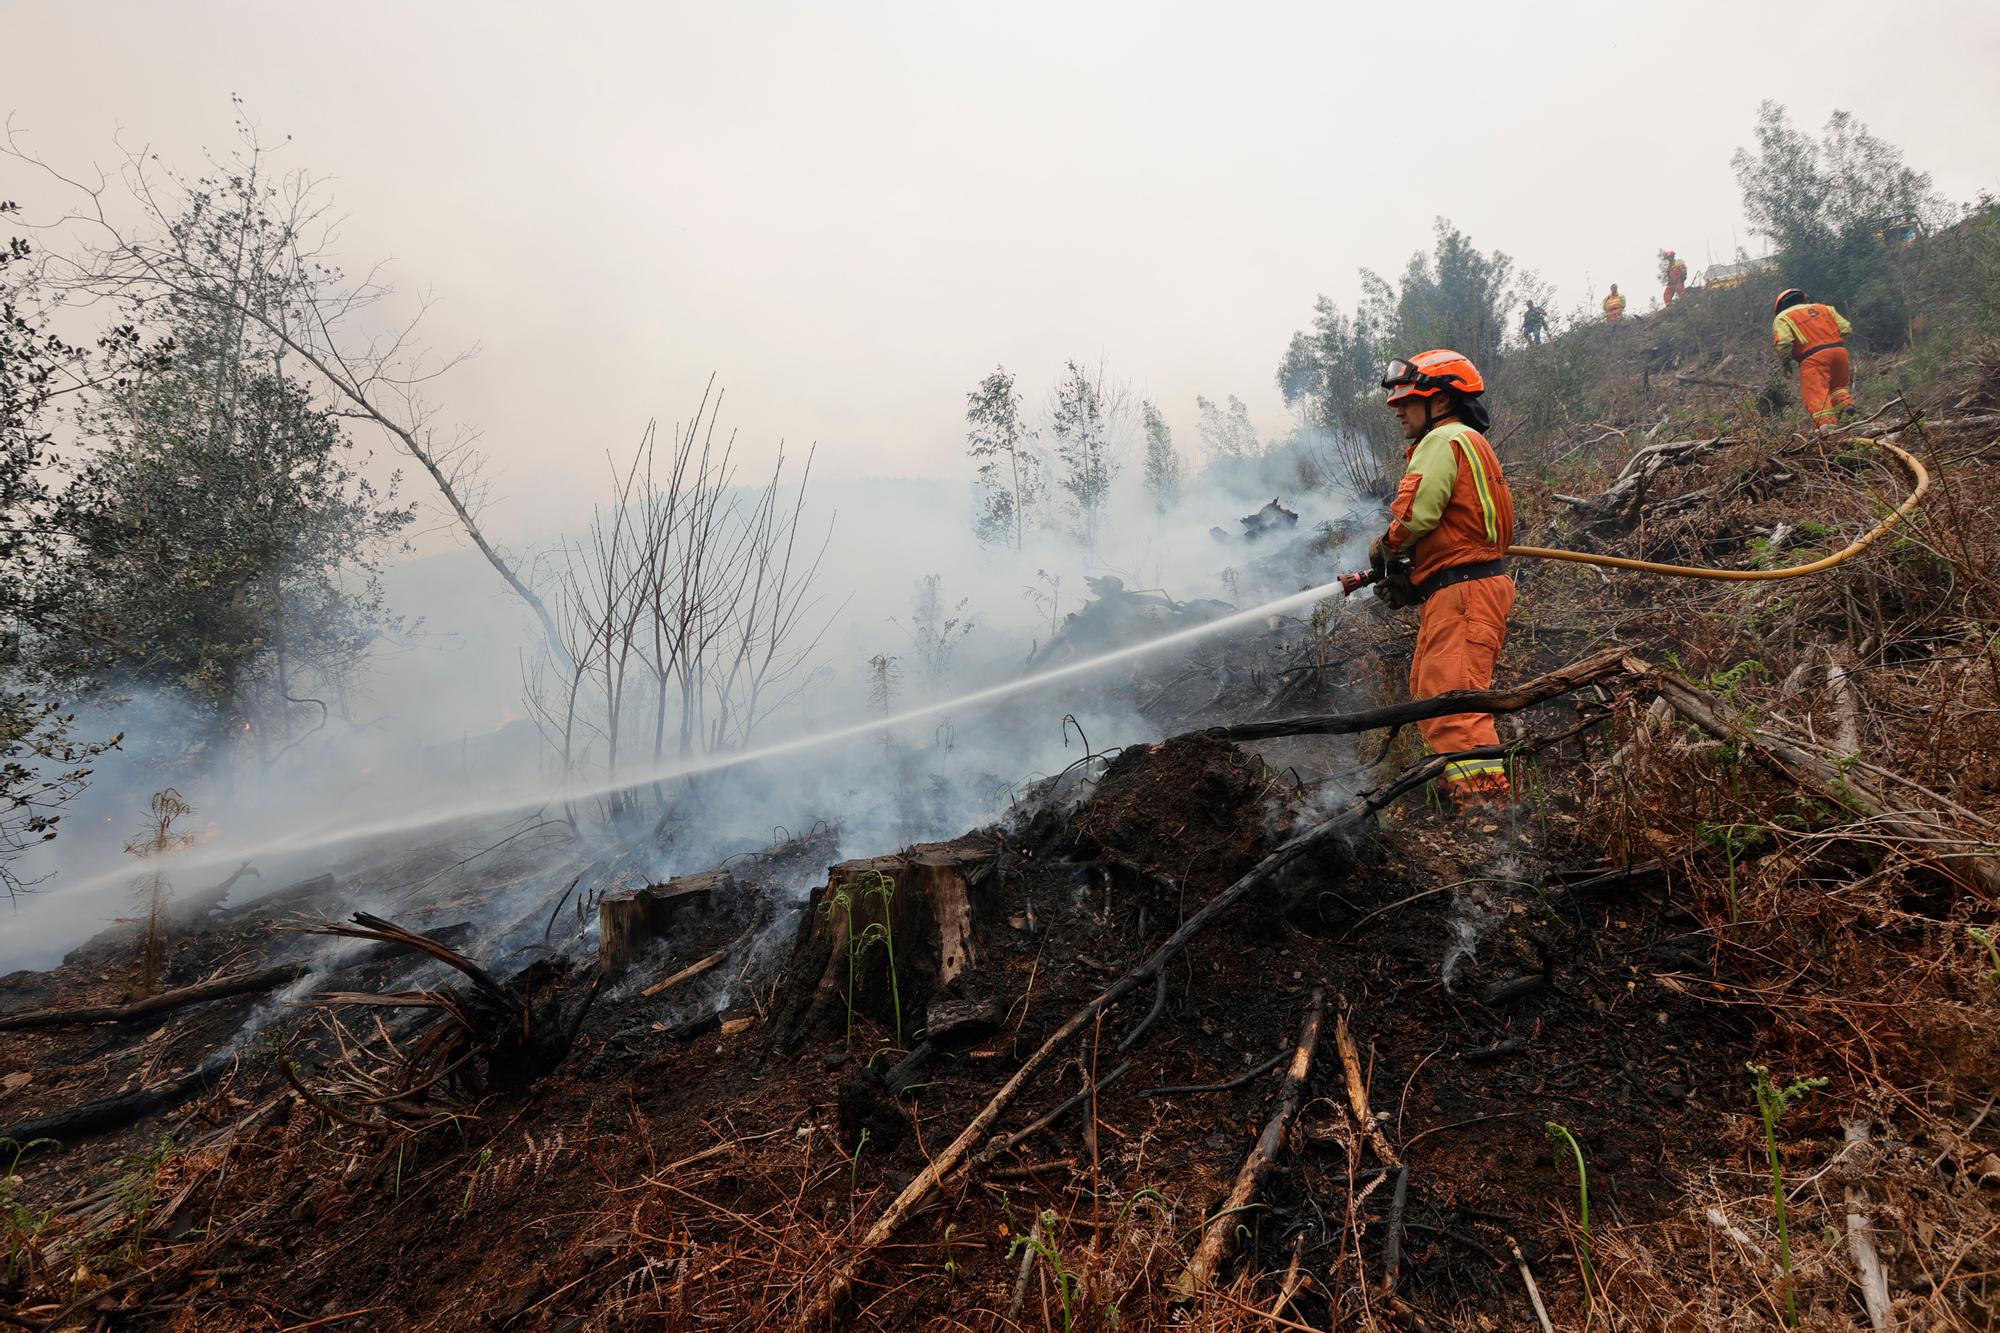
[1603,285,1627,321]
[1663,251,1688,304]
[1771,287,1856,429]
[1369,350,1517,810]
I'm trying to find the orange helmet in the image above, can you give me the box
[1773,287,1808,314]
[1381,349,1485,405]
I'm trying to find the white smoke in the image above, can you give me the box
[2,437,1376,975]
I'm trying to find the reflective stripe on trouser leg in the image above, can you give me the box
[1443,758,1508,783]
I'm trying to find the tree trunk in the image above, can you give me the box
[770,838,998,1049]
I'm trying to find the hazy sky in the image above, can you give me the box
[6,0,1999,535]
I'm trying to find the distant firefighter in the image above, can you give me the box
[1661,250,1688,304]
[1520,300,1549,347]
[1602,284,1627,322]
[1771,287,1856,430]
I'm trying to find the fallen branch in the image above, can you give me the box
[1141,1051,1286,1098]
[0,963,309,1032]
[1654,673,2000,899]
[1203,646,1633,744]
[1509,1236,1557,1333]
[981,1062,1132,1162]
[640,947,727,1000]
[0,1059,227,1151]
[1174,988,1326,1298]
[1336,1008,1400,1167]
[1843,1121,1893,1333]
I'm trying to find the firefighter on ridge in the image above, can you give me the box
[1771,287,1857,430]
[1520,300,1549,347]
[1662,250,1688,304]
[1369,350,1517,811]
[1602,284,1627,322]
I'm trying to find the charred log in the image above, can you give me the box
[0,963,309,1032]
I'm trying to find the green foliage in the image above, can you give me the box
[965,366,1044,549]
[459,1146,495,1217]
[1969,926,2000,987]
[822,883,860,1048]
[1277,218,1515,490]
[124,787,196,993]
[1733,101,1950,349]
[1049,361,1119,552]
[895,575,973,697]
[1139,400,1183,514]
[1,1136,59,1286]
[30,161,415,774]
[1005,1209,1080,1332]
[1749,1063,1826,1326]
[847,1127,869,1191]
[1194,393,1261,461]
[1545,1122,1596,1302]
[854,870,904,1048]
[1697,821,1768,923]
[0,216,142,897]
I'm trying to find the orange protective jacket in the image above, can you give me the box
[1772,301,1850,361]
[1385,421,1516,589]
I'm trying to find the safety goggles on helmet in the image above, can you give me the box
[1381,359,1464,396]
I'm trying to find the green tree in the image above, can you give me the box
[1139,400,1182,514]
[38,169,415,770]
[965,366,1043,549]
[1049,361,1118,551]
[1194,393,1260,461]
[60,337,414,767]
[0,211,149,897]
[1278,218,1513,490]
[1732,101,1949,345]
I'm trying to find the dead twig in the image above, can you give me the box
[1173,988,1326,1298]
[1141,1051,1286,1098]
[1508,1236,1556,1333]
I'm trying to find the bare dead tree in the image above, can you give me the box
[1,110,569,666]
[524,390,836,823]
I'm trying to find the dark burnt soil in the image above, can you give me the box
[0,723,1762,1331]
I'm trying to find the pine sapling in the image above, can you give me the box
[1545,1122,1596,1302]
[124,789,196,994]
[1749,1063,1826,1327]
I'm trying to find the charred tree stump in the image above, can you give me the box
[771,838,997,1050]
[597,871,736,974]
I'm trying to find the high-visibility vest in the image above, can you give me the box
[1772,302,1851,360]
[1387,422,1516,589]
[1604,293,1626,317]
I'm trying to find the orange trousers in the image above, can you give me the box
[1663,279,1685,304]
[1409,574,1516,791]
[1798,346,1854,426]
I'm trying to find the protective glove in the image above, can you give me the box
[1367,534,1389,576]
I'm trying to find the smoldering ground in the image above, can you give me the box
[2,433,1375,974]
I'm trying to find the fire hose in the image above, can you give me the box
[1337,432,1931,597]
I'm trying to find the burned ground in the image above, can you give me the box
[6,359,2000,1330]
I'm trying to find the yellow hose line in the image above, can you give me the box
[1505,433,1931,581]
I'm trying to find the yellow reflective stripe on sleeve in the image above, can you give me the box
[1451,429,1500,545]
